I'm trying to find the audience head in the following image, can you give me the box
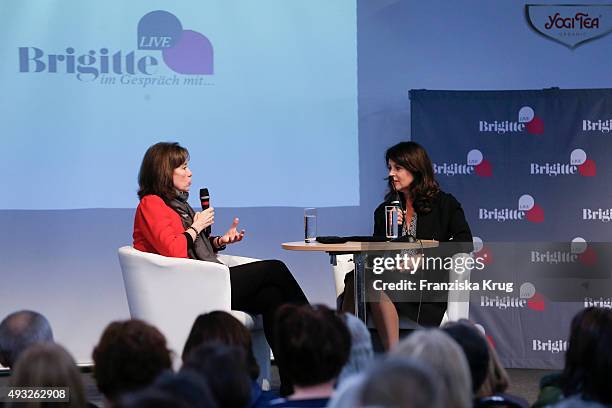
[138,142,190,201]
[118,371,218,408]
[442,319,490,393]
[337,312,373,384]
[477,333,510,398]
[181,343,251,408]
[359,357,442,408]
[562,306,612,404]
[0,310,54,368]
[182,311,259,381]
[393,329,472,408]
[93,319,172,403]
[10,343,87,408]
[274,304,351,388]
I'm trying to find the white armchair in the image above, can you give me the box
[117,246,270,387]
[332,252,473,328]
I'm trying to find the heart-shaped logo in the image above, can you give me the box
[578,159,596,177]
[526,117,545,135]
[527,293,546,311]
[163,30,214,74]
[526,204,545,223]
[474,159,493,177]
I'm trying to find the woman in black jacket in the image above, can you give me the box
[344,141,473,350]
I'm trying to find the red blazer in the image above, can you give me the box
[133,195,188,258]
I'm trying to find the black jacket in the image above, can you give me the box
[374,191,473,244]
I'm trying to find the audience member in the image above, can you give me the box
[182,343,252,408]
[442,320,490,394]
[539,307,612,408]
[92,319,172,405]
[182,311,276,407]
[0,310,53,368]
[392,329,472,408]
[268,304,351,407]
[336,313,373,384]
[443,320,528,408]
[9,343,88,408]
[118,371,218,408]
[358,357,442,408]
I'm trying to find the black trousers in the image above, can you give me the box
[229,259,308,389]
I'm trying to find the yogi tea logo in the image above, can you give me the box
[479,106,544,135]
[434,149,493,177]
[479,194,544,223]
[530,149,596,177]
[526,5,612,48]
[18,10,213,83]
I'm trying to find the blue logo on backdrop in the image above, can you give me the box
[18,10,214,85]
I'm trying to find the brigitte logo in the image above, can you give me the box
[433,149,493,177]
[138,11,213,74]
[18,10,213,82]
[531,237,597,266]
[479,106,544,135]
[583,208,612,222]
[530,149,596,177]
[526,5,612,49]
[478,194,544,223]
[480,294,546,311]
[583,119,612,133]
[532,339,568,353]
[585,297,612,309]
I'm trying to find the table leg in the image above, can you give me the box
[354,252,366,322]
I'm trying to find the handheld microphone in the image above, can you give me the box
[200,188,211,237]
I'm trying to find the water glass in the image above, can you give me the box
[385,205,399,239]
[304,208,317,243]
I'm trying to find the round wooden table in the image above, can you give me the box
[282,240,438,320]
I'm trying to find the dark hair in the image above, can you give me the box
[442,320,490,393]
[0,310,54,368]
[10,343,88,408]
[92,319,172,402]
[385,141,440,213]
[118,371,218,408]
[561,307,612,403]
[360,358,442,408]
[274,304,351,386]
[181,343,251,408]
[182,311,259,381]
[137,142,189,201]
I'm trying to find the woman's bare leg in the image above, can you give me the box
[369,291,399,351]
[341,273,355,314]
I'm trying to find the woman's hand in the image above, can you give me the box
[192,207,215,233]
[219,217,245,245]
[397,209,405,225]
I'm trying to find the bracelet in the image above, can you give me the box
[215,237,227,250]
[187,226,199,238]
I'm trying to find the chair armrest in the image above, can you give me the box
[118,246,232,315]
[217,254,260,267]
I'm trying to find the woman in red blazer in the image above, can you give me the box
[133,142,308,395]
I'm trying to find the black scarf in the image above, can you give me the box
[166,191,221,264]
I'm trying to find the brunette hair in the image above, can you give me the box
[274,304,351,387]
[10,343,88,408]
[561,307,612,403]
[182,311,259,380]
[385,141,440,213]
[93,319,172,402]
[137,142,189,201]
